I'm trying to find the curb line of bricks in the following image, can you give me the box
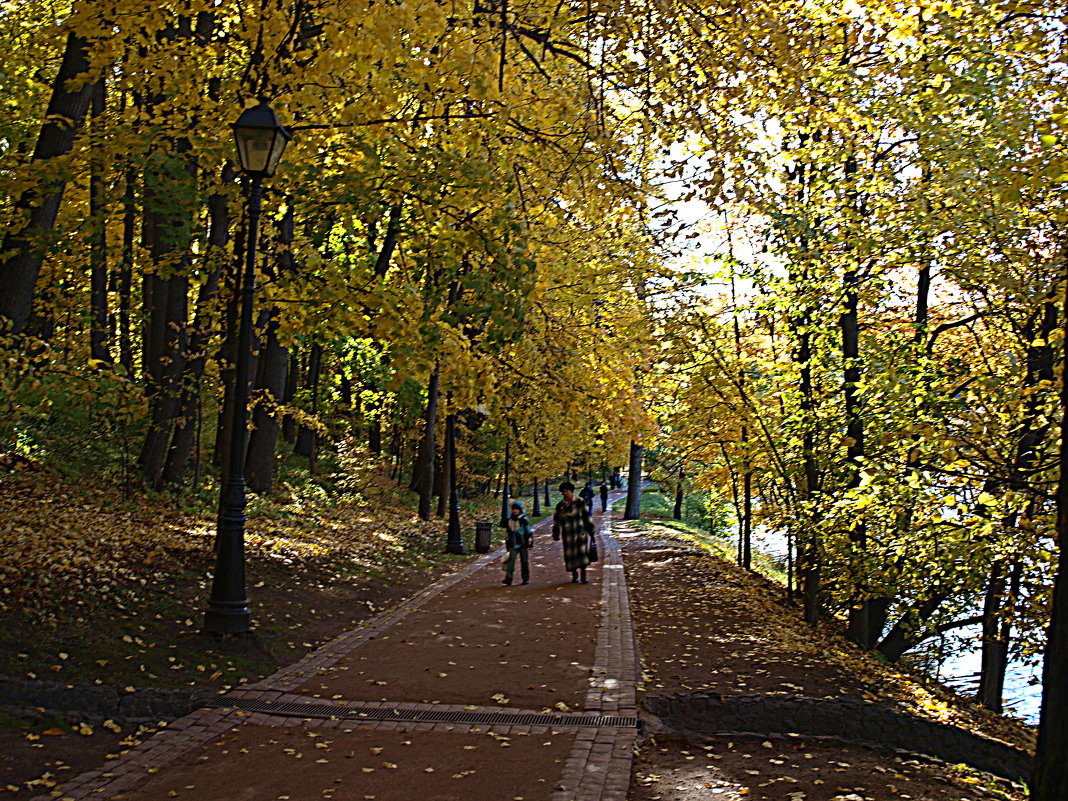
[552,502,639,801]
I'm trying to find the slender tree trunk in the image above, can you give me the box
[282,352,299,442]
[409,364,440,520]
[374,204,402,277]
[158,272,215,487]
[368,411,382,454]
[742,467,752,569]
[1033,322,1068,801]
[294,343,322,460]
[245,313,289,493]
[797,310,821,628]
[435,439,450,518]
[977,560,1010,713]
[1032,265,1068,800]
[160,166,232,486]
[389,416,403,482]
[673,466,683,520]
[118,166,135,375]
[214,224,243,476]
[544,477,551,507]
[0,31,95,331]
[138,274,189,487]
[623,441,642,520]
[841,261,872,647]
[88,78,110,364]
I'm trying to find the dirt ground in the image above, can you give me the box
[621,526,1027,801]
[0,724,125,796]
[630,734,1021,801]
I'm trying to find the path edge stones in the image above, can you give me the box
[552,508,639,801]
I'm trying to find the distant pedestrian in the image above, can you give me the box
[599,481,609,512]
[502,501,532,586]
[553,481,596,584]
[580,481,595,513]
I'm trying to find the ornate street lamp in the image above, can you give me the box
[204,101,291,635]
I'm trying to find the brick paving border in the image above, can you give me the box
[552,499,639,801]
[34,501,642,801]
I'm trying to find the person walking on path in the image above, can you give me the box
[580,481,596,513]
[599,481,609,512]
[553,481,596,583]
[502,500,532,585]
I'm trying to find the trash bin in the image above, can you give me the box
[475,521,494,553]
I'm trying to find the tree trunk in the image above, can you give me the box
[1032,264,1068,800]
[673,466,683,520]
[118,165,136,375]
[409,364,440,521]
[797,311,821,628]
[623,440,642,520]
[213,224,243,476]
[976,560,1010,713]
[841,261,873,648]
[245,313,289,493]
[876,592,950,662]
[88,78,110,364]
[742,467,752,569]
[158,273,214,488]
[368,411,382,454]
[0,31,94,332]
[159,166,232,486]
[374,204,402,277]
[389,413,403,482]
[138,274,189,488]
[282,351,299,442]
[435,440,450,518]
[294,343,322,459]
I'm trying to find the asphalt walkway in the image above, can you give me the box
[39,493,638,801]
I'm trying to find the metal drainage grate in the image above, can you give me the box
[207,696,637,728]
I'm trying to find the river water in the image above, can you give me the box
[748,528,1042,724]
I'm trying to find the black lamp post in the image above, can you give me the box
[444,412,465,554]
[204,101,291,635]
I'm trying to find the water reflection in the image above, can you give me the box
[748,528,1042,724]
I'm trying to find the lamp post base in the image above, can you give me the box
[204,601,251,634]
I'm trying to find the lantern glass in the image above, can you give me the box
[232,102,292,177]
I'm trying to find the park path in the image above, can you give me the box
[38,492,639,801]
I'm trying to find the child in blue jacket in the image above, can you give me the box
[502,500,532,586]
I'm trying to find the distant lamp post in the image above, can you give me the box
[204,101,291,635]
